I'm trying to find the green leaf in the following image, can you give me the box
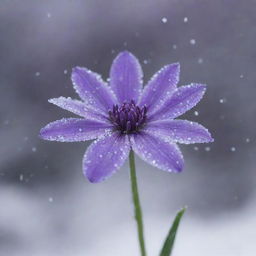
[159,207,186,256]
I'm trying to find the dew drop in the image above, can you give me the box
[194,111,199,116]
[245,138,250,143]
[32,147,37,152]
[183,17,188,23]
[172,44,177,50]
[64,69,68,74]
[19,174,23,181]
[35,72,40,76]
[48,197,53,203]
[194,146,199,151]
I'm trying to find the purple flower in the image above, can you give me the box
[40,51,213,183]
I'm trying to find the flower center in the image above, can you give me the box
[108,100,147,134]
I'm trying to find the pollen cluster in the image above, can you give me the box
[108,100,147,134]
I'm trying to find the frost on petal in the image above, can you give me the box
[110,51,143,104]
[149,83,206,121]
[130,132,184,173]
[139,63,180,113]
[40,118,112,142]
[71,67,117,112]
[49,97,108,121]
[83,133,130,183]
[145,119,214,144]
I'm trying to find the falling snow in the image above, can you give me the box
[245,138,250,143]
[230,147,236,152]
[198,58,203,64]
[19,174,23,181]
[162,17,168,23]
[205,146,211,152]
[190,39,196,45]
[219,98,226,104]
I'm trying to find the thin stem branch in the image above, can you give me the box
[129,150,147,256]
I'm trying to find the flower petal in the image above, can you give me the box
[49,97,108,121]
[145,119,214,144]
[130,132,184,173]
[71,67,117,112]
[110,51,143,104]
[149,83,206,121]
[139,63,180,113]
[83,133,130,183]
[40,118,111,142]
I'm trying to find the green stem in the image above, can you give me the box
[129,150,147,256]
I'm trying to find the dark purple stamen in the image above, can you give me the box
[108,100,147,134]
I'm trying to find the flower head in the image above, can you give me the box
[40,51,213,183]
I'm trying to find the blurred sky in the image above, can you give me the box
[0,0,256,255]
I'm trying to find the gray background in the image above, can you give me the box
[0,0,256,255]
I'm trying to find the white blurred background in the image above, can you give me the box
[0,0,256,255]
